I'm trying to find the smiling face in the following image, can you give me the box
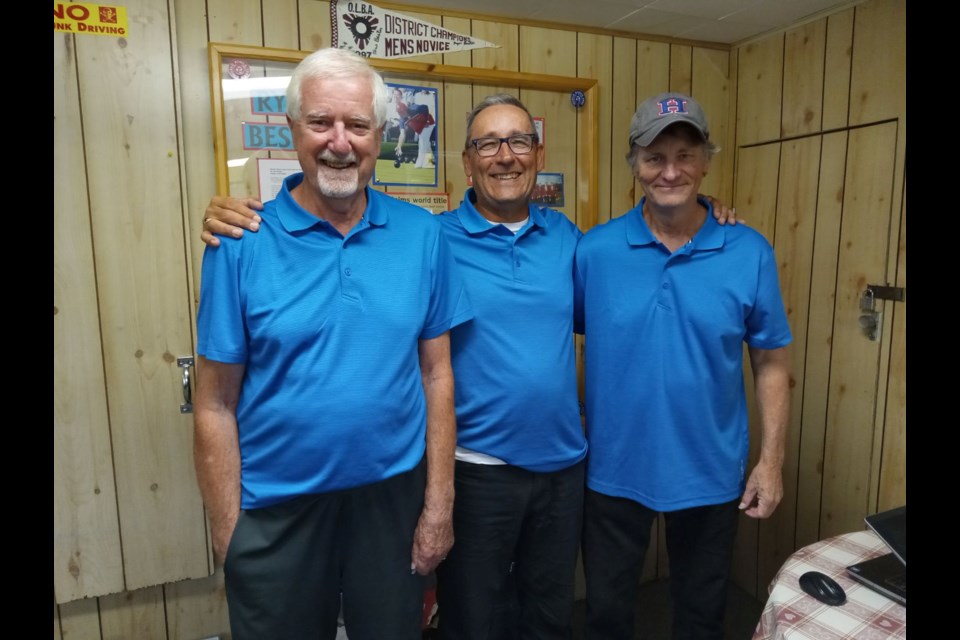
[632,124,710,212]
[462,104,544,222]
[287,75,381,208]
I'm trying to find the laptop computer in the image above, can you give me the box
[845,506,906,606]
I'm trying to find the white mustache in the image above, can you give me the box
[318,150,357,165]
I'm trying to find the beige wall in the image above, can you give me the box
[53,0,904,636]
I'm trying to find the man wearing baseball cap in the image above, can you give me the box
[574,92,793,640]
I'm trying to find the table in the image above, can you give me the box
[753,530,906,639]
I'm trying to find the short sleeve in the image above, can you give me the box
[196,241,248,364]
[420,224,474,339]
[744,244,793,349]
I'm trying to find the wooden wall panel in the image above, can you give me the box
[472,19,519,71]
[99,587,166,640]
[264,0,300,48]
[300,0,333,50]
[849,0,905,126]
[174,0,220,307]
[757,136,822,589]
[669,44,692,94]
[164,572,231,640]
[441,16,473,209]
[781,21,826,137]
[76,0,207,591]
[211,0,267,206]
[520,26,578,220]
[609,37,637,221]
[636,40,671,106]
[578,33,613,230]
[822,9,853,131]
[733,145,780,242]
[54,33,124,603]
[795,131,847,548]
[472,20,520,98]
[730,142,781,594]
[441,15,472,66]
[58,596,102,639]
[878,186,906,510]
[736,35,783,146]
[820,122,897,538]
[691,47,731,203]
[207,0,262,44]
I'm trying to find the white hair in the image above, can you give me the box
[286,48,388,127]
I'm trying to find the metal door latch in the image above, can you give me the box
[859,284,905,342]
[859,288,882,341]
[178,356,194,413]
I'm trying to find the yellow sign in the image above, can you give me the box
[54,3,128,37]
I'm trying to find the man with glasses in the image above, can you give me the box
[431,94,588,639]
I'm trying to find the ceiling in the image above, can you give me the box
[396,0,860,45]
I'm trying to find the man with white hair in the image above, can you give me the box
[193,47,473,639]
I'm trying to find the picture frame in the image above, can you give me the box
[374,83,440,187]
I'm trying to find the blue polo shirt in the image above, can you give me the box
[574,197,792,511]
[438,189,587,472]
[197,174,474,509]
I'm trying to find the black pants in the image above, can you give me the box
[582,489,740,640]
[437,460,585,640]
[224,459,426,640]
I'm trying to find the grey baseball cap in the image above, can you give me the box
[628,92,709,148]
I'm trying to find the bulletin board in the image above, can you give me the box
[208,42,599,229]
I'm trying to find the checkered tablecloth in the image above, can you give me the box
[753,530,906,639]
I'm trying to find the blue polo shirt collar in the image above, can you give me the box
[276,173,387,233]
[626,196,724,251]
[458,188,547,236]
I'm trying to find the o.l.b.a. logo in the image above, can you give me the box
[342,12,380,51]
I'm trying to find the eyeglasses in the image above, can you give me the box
[469,133,539,157]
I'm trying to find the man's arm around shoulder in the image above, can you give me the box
[740,346,790,519]
[411,332,456,575]
[193,356,245,564]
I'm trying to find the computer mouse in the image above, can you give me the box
[799,571,846,606]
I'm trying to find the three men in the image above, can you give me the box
[193,48,473,639]
[200,79,764,640]
[575,93,792,639]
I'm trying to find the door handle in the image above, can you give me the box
[178,356,194,413]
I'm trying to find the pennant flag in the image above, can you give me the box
[331,0,499,60]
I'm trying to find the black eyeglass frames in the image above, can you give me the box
[468,133,539,157]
